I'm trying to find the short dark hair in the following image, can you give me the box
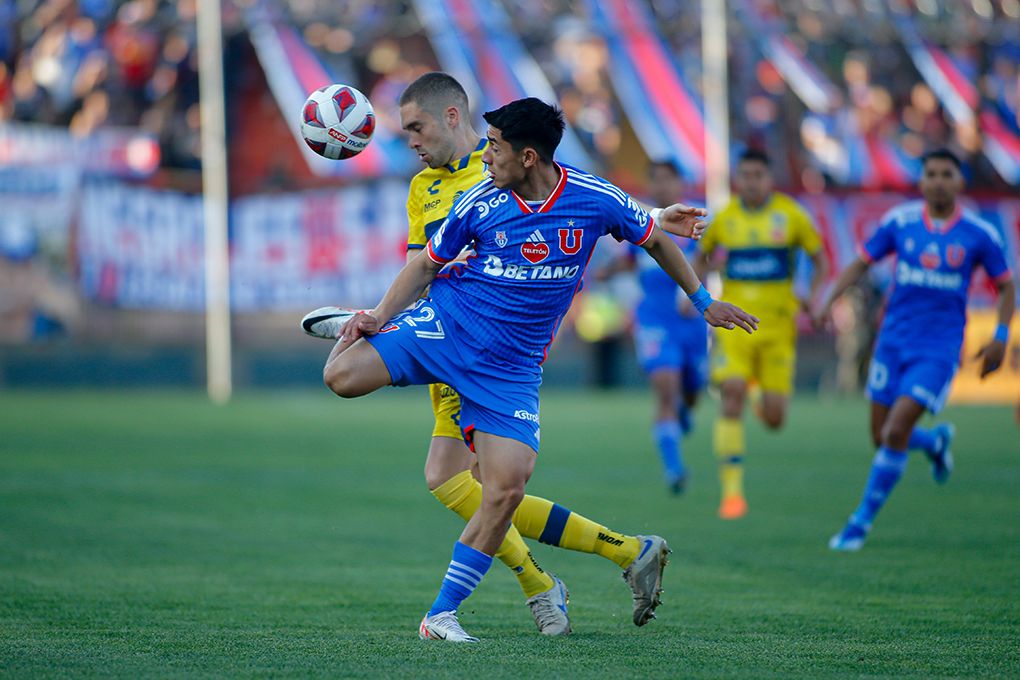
[482,97,565,163]
[921,148,962,171]
[399,72,469,119]
[738,148,770,167]
[648,159,681,177]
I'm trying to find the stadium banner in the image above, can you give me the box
[73,182,1018,314]
[230,182,408,311]
[76,181,409,311]
[0,165,79,260]
[78,183,206,310]
[0,124,161,269]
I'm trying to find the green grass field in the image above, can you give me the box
[2,389,1018,678]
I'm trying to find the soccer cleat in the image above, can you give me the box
[718,495,748,520]
[928,423,955,485]
[418,611,479,643]
[622,535,670,626]
[300,306,359,340]
[828,522,868,552]
[669,472,688,495]
[525,574,571,636]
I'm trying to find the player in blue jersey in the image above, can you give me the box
[815,149,1015,551]
[598,160,708,493]
[320,97,758,641]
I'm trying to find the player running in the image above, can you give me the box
[320,97,758,642]
[669,149,828,519]
[598,160,708,494]
[816,149,1014,551]
[304,74,710,637]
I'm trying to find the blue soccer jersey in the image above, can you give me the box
[861,201,1012,361]
[631,235,705,327]
[425,163,656,365]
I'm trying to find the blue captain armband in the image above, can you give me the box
[688,284,714,315]
[994,324,1009,344]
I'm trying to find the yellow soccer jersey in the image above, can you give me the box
[701,192,822,319]
[406,139,488,252]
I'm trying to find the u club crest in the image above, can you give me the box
[495,231,508,248]
[946,243,966,268]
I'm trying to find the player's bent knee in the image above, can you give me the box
[424,463,460,491]
[761,408,785,430]
[484,485,525,514]
[323,358,365,398]
[881,420,911,448]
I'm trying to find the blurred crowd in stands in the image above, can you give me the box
[1,0,1018,192]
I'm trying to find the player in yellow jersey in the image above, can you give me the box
[694,149,827,519]
[305,73,675,634]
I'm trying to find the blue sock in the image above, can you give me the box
[428,541,493,616]
[653,420,683,482]
[677,403,692,435]
[850,446,908,529]
[908,427,936,455]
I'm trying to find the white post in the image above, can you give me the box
[197,0,232,403]
[701,0,731,214]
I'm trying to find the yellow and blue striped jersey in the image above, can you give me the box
[700,192,822,319]
[406,139,488,251]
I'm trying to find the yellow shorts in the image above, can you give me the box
[711,317,796,395]
[429,382,463,439]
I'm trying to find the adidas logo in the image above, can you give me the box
[526,229,546,243]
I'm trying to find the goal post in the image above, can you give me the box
[197,0,232,403]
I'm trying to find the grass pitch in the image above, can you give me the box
[1,389,1018,678]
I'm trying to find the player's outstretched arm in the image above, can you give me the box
[976,277,1015,378]
[802,249,830,314]
[652,204,709,240]
[341,251,443,341]
[641,229,758,334]
[812,255,870,328]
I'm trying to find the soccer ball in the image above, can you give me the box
[300,84,376,160]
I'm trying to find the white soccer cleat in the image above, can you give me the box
[828,522,868,552]
[622,535,671,626]
[418,611,479,643]
[300,306,359,340]
[526,574,571,636]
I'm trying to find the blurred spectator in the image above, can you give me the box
[3,0,1017,190]
[0,220,80,344]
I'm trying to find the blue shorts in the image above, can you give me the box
[366,299,542,452]
[635,317,709,394]
[866,345,957,414]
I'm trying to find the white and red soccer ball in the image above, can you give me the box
[300,84,375,160]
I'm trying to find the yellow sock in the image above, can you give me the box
[430,470,553,598]
[714,417,745,499]
[512,495,641,569]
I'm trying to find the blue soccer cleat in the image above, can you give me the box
[828,522,868,552]
[928,423,955,485]
[668,470,688,496]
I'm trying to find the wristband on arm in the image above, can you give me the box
[994,323,1009,344]
[688,284,714,315]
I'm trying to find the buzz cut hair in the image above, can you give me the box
[399,72,469,119]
